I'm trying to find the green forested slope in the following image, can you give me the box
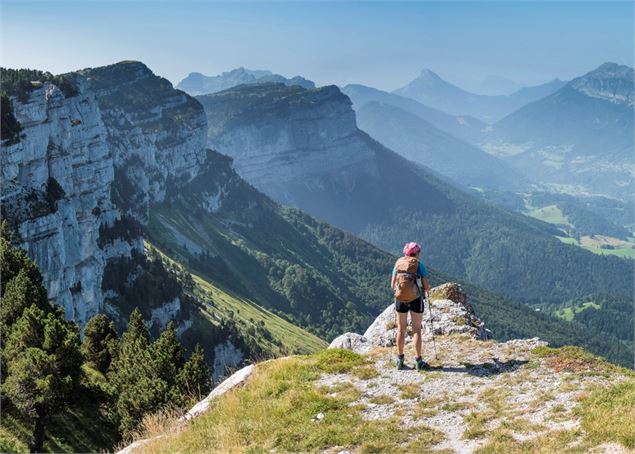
[146,151,632,366]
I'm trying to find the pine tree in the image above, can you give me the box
[150,321,184,400]
[82,313,118,373]
[109,308,167,435]
[0,268,51,343]
[3,304,82,452]
[176,343,212,402]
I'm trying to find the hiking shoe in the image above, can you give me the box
[415,358,429,371]
[396,356,405,370]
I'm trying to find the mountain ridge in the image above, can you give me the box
[195,82,633,306]
[176,67,315,96]
[393,68,567,121]
[482,62,634,202]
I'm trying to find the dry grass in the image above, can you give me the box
[577,381,635,449]
[115,407,185,452]
[475,428,583,454]
[352,365,380,380]
[399,383,421,400]
[369,394,395,405]
[137,349,441,454]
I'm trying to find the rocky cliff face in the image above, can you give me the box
[81,61,207,222]
[1,77,122,325]
[1,62,208,327]
[197,83,377,211]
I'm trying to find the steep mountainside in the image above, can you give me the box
[176,67,314,96]
[393,69,566,122]
[482,63,634,202]
[0,63,324,377]
[196,82,633,310]
[354,101,529,190]
[143,150,632,366]
[122,285,635,454]
[342,83,486,144]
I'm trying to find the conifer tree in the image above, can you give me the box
[150,321,184,401]
[176,343,212,402]
[109,308,166,435]
[3,303,82,452]
[82,313,118,373]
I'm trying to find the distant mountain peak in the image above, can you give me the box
[176,67,314,96]
[569,62,634,105]
[419,68,442,79]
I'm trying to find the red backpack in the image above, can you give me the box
[394,256,420,302]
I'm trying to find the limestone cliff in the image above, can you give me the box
[1,62,208,327]
[1,76,121,325]
[197,83,377,213]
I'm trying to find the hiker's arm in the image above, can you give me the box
[422,277,431,296]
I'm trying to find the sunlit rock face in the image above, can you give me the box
[82,61,208,222]
[1,77,118,325]
[1,62,209,327]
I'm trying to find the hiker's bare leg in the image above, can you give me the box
[396,312,408,356]
[411,312,423,358]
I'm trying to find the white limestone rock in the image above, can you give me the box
[181,364,255,422]
[329,332,371,354]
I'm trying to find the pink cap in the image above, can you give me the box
[403,242,421,256]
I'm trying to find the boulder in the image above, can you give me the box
[358,283,492,348]
[328,332,371,353]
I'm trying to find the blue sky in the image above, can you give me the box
[1,1,633,91]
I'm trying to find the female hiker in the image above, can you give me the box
[390,241,432,370]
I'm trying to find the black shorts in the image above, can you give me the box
[395,297,424,313]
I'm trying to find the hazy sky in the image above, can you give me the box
[1,1,633,92]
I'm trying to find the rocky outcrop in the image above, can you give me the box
[330,283,492,353]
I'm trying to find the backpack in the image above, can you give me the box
[393,256,420,302]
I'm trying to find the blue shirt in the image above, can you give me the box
[392,260,429,278]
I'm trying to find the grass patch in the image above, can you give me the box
[314,349,368,373]
[463,410,496,439]
[138,350,441,453]
[498,418,544,433]
[352,365,380,380]
[475,428,582,454]
[528,205,570,226]
[369,395,395,405]
[577,381,635,448]
[399,383,421,400]
[416,397,444,417]
[532,346,631,376]
[441,401,469,412]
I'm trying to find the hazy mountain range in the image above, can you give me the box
[196,82,632,308]
[481,63,634,202]
[176,67,315,96]
[393,68,566,122]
